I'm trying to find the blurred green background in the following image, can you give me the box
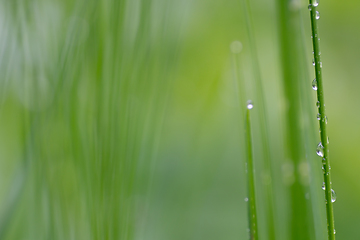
[0,0,358,239]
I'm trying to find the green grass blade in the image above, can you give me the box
[298,9,327,239]
[277,1,314,239]
[308,1,336,239]
[0,165,27,239]
[241,1,276,239]
[245,104,258,240]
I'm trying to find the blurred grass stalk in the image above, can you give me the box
[0,0,338,239]
[277,0,317,239]
[0,0,184,239]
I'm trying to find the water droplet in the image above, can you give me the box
[245,197,249,202]
[322,166,325,174]
[313,0,319,7]
[312,58,315,66]
[322,182,325,190]
[312,78,318,90]
[334,229,336,234]
[317,151,324,158]
[331,189,336,202]
[316,142,324,157]
[320,62,323,68]
[247,100,253,109]
[317,113,321,120]
[324,116,328,124]
[316,11,320,20]
[316,101,320,108]
[322,158,326,165]
[308,4,312,10]
[327,136,329,144]
[230,41,243,54]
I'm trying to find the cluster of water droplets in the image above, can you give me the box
[320,182,337,203]
[316,113,321,120]
[316,137,337,203]
[321,181,336,202]
[317,138,337,200]
[310,1,337,233]
[323,115,328,124]
[315,107,329,124]
[309,0,322,78]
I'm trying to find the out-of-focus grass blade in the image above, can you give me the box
[277,1,315,239]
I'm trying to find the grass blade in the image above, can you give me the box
[308,1,336,239]
[241,1,276,239]
[245,102,258,240]
[277,1,314,239]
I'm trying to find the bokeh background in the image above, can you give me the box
[0,0,358,239]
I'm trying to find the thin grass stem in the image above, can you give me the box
[308,1,335,239]
[245,103,258,240]
[241,1,276,239]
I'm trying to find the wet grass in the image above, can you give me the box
[309,0,336,239]
[245,104,258,240]
[0,0,339,239]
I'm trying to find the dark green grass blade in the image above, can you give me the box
[308,1,336,239]
[241,1,276,239]
[245,106,258,240]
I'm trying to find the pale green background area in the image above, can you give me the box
[0,0,358,239]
